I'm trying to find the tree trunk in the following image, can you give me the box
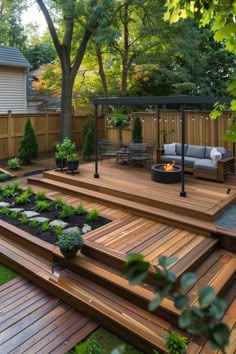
[96,44,109,98]
[61,71,74,139]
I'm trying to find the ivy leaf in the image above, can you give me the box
[211,323,230,349]
[149,293,162,311]
[124,254,150,286]
[166,270,176,283]
[199,286,216,308]
[180,272,197,288]
[175,295,189,309]
[159,255,177,268]
[179,309,192,328]
[208,298,227,319]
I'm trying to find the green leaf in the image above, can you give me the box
[230,99,236,111]
[199,286,216,307]
[124,253,150,285]
[149,293,162,311]
[159,255,177,268]
[179,309,192,328]
[166,270,176,283]
[211,323,230,349]
[180,273,197,288]
[191,306,204,318]
[175,295,189,309]
[208,298,227,319]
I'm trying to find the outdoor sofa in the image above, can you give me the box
[160,143,234,182]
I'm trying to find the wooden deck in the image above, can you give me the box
[0,276,97,354]
[0,161,235,353]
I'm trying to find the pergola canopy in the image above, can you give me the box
[93,95,232,197]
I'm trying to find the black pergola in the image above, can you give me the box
[93,95,231,197]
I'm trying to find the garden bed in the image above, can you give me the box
[0,183,111,245]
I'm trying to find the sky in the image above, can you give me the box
[22,2,47,34]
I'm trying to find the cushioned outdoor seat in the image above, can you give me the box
[194,159,217,172]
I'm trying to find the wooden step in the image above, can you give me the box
[0,238,170,353]
[27,176,236,254]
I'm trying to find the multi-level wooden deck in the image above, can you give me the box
[0,161,236,353]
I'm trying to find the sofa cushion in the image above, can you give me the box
[186,145,205,159]
[161,155,182,164]
[194,159,217,172]
[164,143,176,155]
[205,146,227,159]
[183,156,200,167]
[210,148,222,166]
[176,143,188,156]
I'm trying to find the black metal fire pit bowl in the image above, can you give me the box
[151,164,182,183]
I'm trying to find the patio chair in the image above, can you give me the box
[98,140,122,163]
[127,143,154,167]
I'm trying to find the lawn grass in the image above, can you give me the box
[0,263,18,285]
[68,327,143,354]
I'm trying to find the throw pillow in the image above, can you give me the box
[164,143,176,155]
[210,148,222,166]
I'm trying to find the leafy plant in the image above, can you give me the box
[41,221,51,232]
[82,120,95,161]
[55,150,67,159]
[53,224,63,237]
[86,208,99,221]
[0,173,12,182]
[58,204,75,220]
[7,157,20,170]
[2,181,19,198]
[55,137,76,158]
[54,197,65,209]
[163,332,187,354]
[15,191,31,205]
[76,202,87,215]
[25,186,33,196]
[158,129,175,145]
[18,214,29,224]
[124,255,230,351]
[35,191,47,200]
[34,200,51,212]
[0,206,10,215]
[132,116,143,143]
[67,153,79,161]
[56,230,84,252]
[18,118,39,164]
[30,219,39,228]
[10,210,19,219]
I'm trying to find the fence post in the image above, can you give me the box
[7,110,14,158]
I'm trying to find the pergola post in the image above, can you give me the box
[180,104,186,197]
[94,103,99,178]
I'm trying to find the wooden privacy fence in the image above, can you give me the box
[0,113,105,159]
[107,110,235,156]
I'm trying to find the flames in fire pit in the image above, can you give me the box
[163,161,175,171]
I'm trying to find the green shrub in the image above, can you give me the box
[86,208,99,221]
[41,221,51,232]
[53,224,63,237]
[18,118,38,164]
[7,157,20,170]
[0,173,12,182]
[34,200,51,212]
[15,191,31,205]
[54,197,65,209]
[75,202,87,215]
[30,219,39,228]
[18,214,28,224]
[163,332,187,354]
[82,120,95,160]
[132,116,143,143]
[2,182,19,198]
[35,191,47,200]
[59,204,75,220]
[0,207,10,215]
[56,230,84,252]
[55,137,76,158]
[10,210,19,219]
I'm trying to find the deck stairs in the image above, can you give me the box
[0,175,235,353]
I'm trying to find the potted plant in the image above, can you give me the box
[108,110,130,143]
[56,230,84,258]
[66,153,79,174]
[55,150,67,171]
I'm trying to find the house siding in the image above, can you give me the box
[0,66,27,113]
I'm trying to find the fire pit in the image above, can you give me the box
[151,162,182,183]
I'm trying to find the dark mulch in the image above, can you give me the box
[0,191,110,245]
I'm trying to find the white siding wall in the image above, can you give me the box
[0,66,27,113]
